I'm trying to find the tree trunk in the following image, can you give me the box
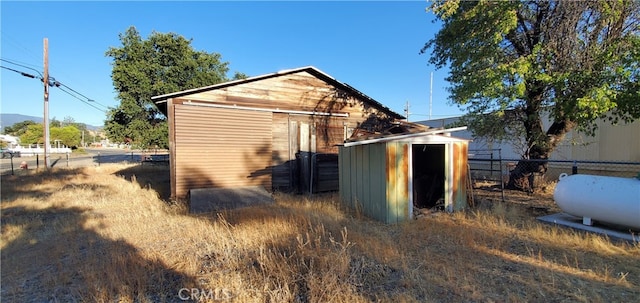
[506,118,573,192]
[506,159,548,192]
[505,79,575,192]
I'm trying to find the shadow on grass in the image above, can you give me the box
[114,164,171,202]
[1,204,198,302]
[1,168,197,302]
[0,168,90,203]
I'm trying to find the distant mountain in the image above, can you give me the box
[0,114,42,130]
[0,113,101,132]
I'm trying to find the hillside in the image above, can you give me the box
[0,113,101,132]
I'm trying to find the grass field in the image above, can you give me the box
[1,164,639,302]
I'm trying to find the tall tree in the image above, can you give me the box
[62,116,88,133]
[19,124,82,148]
[105,26,242,149]
[18,124,44,145]
[51,125,82,148]
[3,120,37,137]
[423,0,640,190]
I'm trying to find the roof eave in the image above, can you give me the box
[151,66,404,119]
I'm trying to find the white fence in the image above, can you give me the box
[7,144,72,156]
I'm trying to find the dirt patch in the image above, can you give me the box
[472,180,561,216]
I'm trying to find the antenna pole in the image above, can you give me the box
[404,100,410,122]
[429,71,433,120]
[43,38,50,168]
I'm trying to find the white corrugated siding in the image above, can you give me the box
[174,104,272,198]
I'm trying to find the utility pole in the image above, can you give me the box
[43,38,50,168]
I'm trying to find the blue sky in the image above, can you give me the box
[1,1,463,127]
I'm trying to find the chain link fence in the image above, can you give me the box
[468,149,640,201]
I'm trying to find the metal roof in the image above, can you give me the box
[342,126,469,147]
[151,66,405,119]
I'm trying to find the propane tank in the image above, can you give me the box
[553,173,640,230]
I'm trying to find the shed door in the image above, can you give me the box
[412,144,445,209]
[173,104,273,197]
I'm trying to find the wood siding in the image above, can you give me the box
[272,113,294,191]
[173,105,272,198]
[164,69,400,198]
[271,113,346,192]
[174,71,383,129]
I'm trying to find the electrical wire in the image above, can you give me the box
[0,30,43,66]
[0,58,43,77]
[0,65,37,78]
[56,85,106,113]
[2,58,110,112]
[56,81,109,110]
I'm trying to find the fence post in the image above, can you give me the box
[10,153,14,175]
[490,151,494,178]
[36,154,39,169]
[499,149,505,202]
[572,160,578,175]
[66,153,70,167]
[97,152,101,167]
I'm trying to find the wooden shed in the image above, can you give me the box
[152,66,405,200]
[338,128,470,224]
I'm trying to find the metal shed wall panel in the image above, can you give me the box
[173,105,272,198]
[339,134,470,224]
[338,146,349,205]
[339,143,393,223]
[452,142,469,211]
[386,142,410,223]
[371,144,387,220]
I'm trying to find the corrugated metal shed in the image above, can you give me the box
[339,128,470,224]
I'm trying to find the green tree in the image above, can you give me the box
[51,125,82,148]
[105,26,244,149]
[50,117,62,128]
[19,124,82,148]
[19,124,44,145]
[423,0,639,190]
[62,116,88,133]
[4,120,37,137]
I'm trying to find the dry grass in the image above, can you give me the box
[1,164,639,302]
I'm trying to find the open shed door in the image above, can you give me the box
[173,104,273,198]
[412,144,446,210]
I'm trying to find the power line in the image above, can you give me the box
[0,58,43,77]
[2,58,110,112]
[0,65,37,78]
[0,30,43,65]
[1,61,56,87]
[56,81,109,110]
[56,86,106,113]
